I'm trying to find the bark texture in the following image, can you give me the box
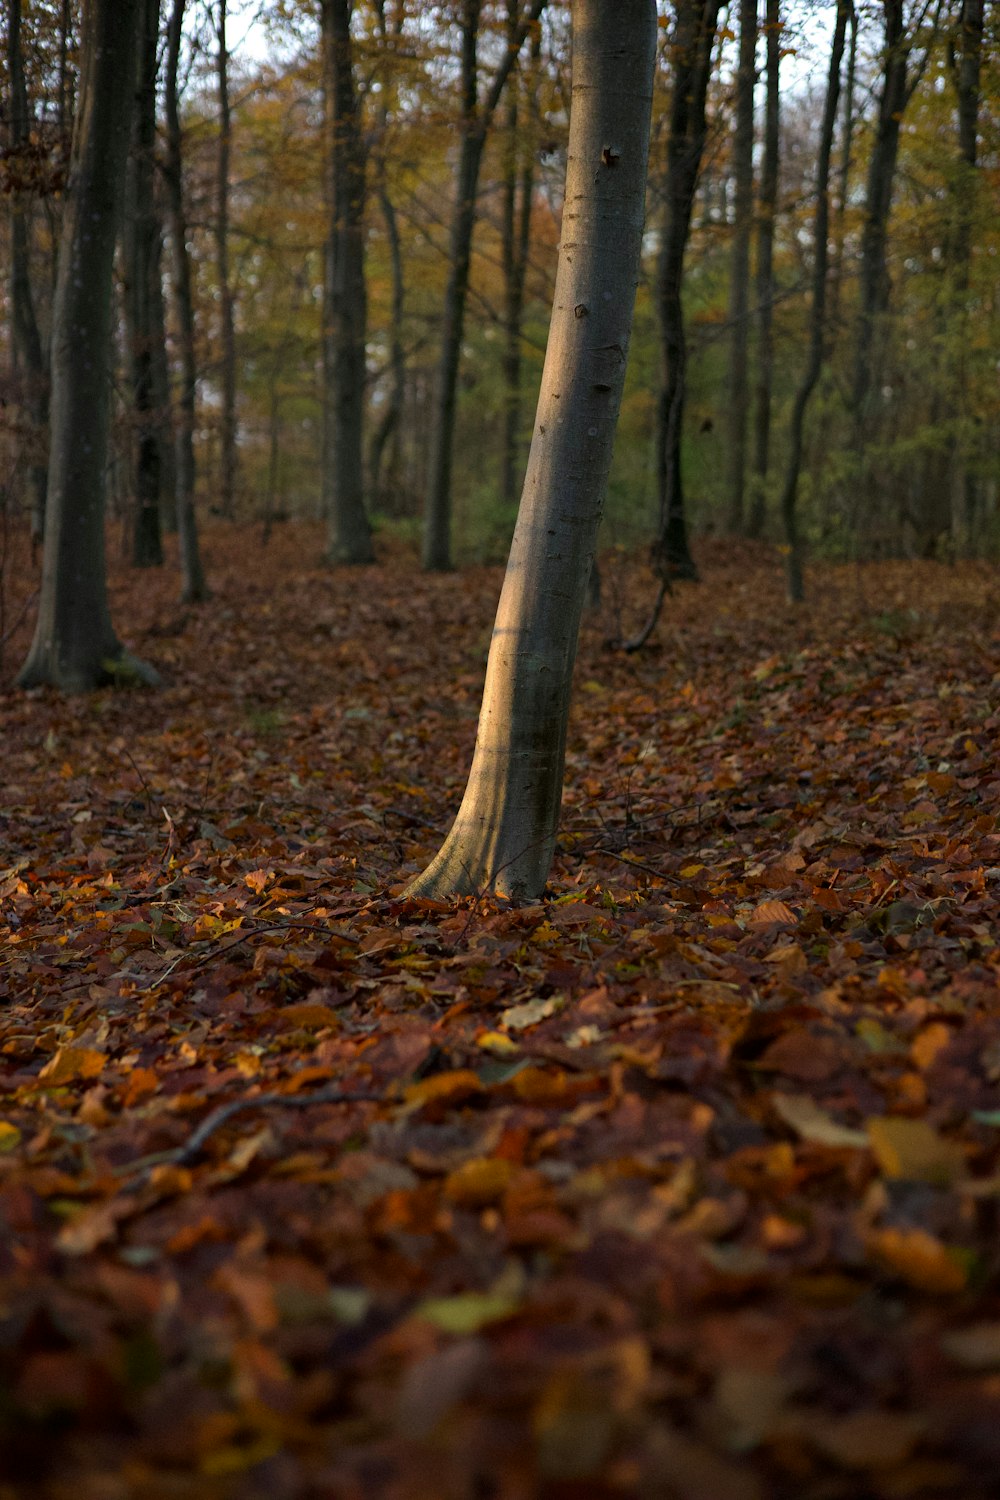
[500,5,540,517]
[651,0,721,583]
[321,0,374,564]
[422,0,546,572]
[165,0,208,602]
[406,0,656,901]
[778,0,849,603]
[18,0,158,692]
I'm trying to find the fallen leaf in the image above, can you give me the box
[866,1116,964,1184]
[773,1093,868,1149]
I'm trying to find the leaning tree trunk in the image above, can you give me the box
[748,0,780,540]
[321,0,374,564]
[124,0,164,569]
[778,0,849,603]
[406,0,656,901]
[7,0,49,546]
[500,4,540,518]
[422,0,546,571]
[725,0,756,536]
[165,0,208,602]
[18,0,157,691]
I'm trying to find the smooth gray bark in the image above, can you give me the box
[215,0,238,520]
[124,0,165,569]
[164,0,208,602]
[367,0,407,510]
[828,2,857,334]
[406,0,656,901]
[7,0,49,545]
[778,0,849,603]
[725,0,756,535]
[321,0,374,565]
[748,0,780,540]
[18,0,158,692]
[421,0,546,572]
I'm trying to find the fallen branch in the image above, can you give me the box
[164,1085,384,1169]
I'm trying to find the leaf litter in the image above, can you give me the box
[1,527,1000,1496]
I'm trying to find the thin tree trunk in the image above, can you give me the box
[650,0,721,587]
[149,199,178,533]
[368,0,406,510]
[125,0,164,569]
[725,0,756,535]
[500,4,540,517]
[406,0,656,900]
[18,0,158,692]
[165,0,208,602]
[748,0,780,540]
[7,0,49,546]
[215,0,237,519]
[778,0,849,604]
[321,0,374,564]
[828,1,857,335]
[422,0,546,572]
[848,0,910,531]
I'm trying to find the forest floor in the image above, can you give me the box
[1,522,1000,1500]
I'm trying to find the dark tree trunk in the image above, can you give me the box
[500,4,540,518]
[164,0,208,602]
[124,0,164,569]
[651,0,721,584]
[422,0,546,572]
[725,0,756,535]
[215,0,237,519]
[149,199,177,533]
[18,0,158,691]
[849,0,909,522]
[321,0,374,564]
[7,0,50,546]
[828,1,857,335]
[778,0,849,603]
[407,0,656,900]
[748,0,780,540]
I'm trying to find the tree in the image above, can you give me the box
[725,0,757,535]
[321,0,375,564]
[406,0,656,900]
[778,0,850,603]
[421,0,546,572]
[214,0,238,520]
[18,0,158,692]
[6,0,50,546]
[164,0,209,602]
[124,0,165,569]
[650,0,721,587]
[748,0,780,540]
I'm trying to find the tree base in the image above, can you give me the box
[17,645,161,694]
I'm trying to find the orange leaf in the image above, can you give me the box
[443,1157,514,1207]
[38,1047,105,1086]
[867,1227,966,1294]
[405,1070,484,1109]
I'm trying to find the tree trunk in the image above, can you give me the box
[650,0,721,584]
[18,0,158,692]
[215,0,237,520]
[828,1,857,335]
[500,5,540,518]
[848,0,909,529]
[367,0,406,511]
[725,0,756,535]
[7,0,49,546]
[748,0,780,540]
[422,0,546,572]
[406,0,656,901]
[149,200,178,533]
[124,0,164,569]
[164,0,208,602]
[321,0,374,565]
[778,0,849,603]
